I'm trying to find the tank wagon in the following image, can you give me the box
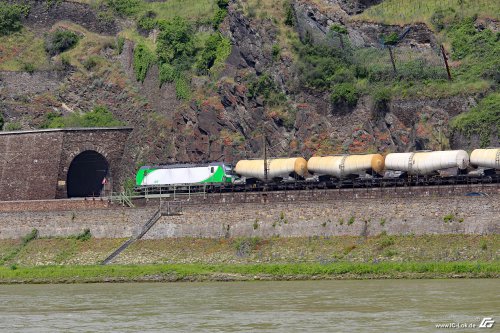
[470,148,500,169]
[234,158,308,182]
[134,148,500,193]
[384,150,469,175]
[136,162,235,187]
[308,154,384,179]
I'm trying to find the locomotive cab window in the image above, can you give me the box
[210,167,214,173]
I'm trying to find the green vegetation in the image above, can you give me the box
[347,216,355,225]
[355,0,500,26]
[253,219,259,230]
[116,36,125,54]
[447,17,499,83]
[0,229,38,265]
[247,73,286,107]
[451,93,500,147]
[378,235,395,249]
[106,0,141,16]
[212,0,229,29]
[233,237,262,256]
[44,29,80,56]
[283,0,295,26]
[3,122,21,131]
[133,42,155,82]
[42,106,122,128]
[0,2,29,36]
[195,33,230,75]
[130,8,231,99]
[443,213,456,223]
[73,229,92,242]
[330,82,359,107]
[0,29,49,71]
[0,261,498,283]
[0,113,3,130]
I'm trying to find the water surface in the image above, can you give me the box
[1,279,498,332]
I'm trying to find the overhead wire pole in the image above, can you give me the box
[263,134,268,182]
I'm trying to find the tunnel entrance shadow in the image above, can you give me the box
[67,151,109,198]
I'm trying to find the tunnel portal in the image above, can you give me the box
[67,150,109,198]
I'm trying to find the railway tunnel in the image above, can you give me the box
[66,150,109,198]
[0,128,132,201]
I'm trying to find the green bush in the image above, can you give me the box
[22,62,35,73]
[133,43,155,82]
[196,33,231,75]
[116,36,125,54]
[272,44,280,61]
[44,106,122,128]
[443,213,455,223]
[83,56,98,71]
[4,122,21,131]
[212,8,227,29]
[156,16,196,69]
[0,3,29,36]
[372,86,392,111]
[75,228,92,241]
[247,73,287,107]
[0,113,4,130]
[137,11,157,31]
[382,32,399,46]
[45,29,80,56]
[106,0,141,16]
[330,82,359,107]
[22,228,38,246]
[216,0,229,8]
[449,17,497,61]
[159,62,177,84]
[283,1,295,26]
[175,76,190,100]
[451,93,500,147]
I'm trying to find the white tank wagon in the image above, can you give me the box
[234,157,308,181]
[385,150,469,175]
[308,154,385,178]
[470,148,500,169]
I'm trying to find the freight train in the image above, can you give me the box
[135,148,500,192]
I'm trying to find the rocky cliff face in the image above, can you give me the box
[0,0,497,184]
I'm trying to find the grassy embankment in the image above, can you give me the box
[1,261,498,284]
[355,0,499,25]
[0,234,498,283]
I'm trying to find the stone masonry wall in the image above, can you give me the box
[0,131,63,201]
[0,195,498,239]
[0,128,132,201]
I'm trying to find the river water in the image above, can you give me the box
[0,279,498,332]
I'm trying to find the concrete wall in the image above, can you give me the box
[0,128,132,200]
[0,195,498,239]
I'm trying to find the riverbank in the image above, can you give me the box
[0,234,499,283]
[1,262,499,284]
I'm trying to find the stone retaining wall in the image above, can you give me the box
[0,195,498,239]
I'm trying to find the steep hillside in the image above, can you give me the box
[0,0,498,186]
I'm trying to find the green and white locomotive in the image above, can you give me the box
[135,162,236,188]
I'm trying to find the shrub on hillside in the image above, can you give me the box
[45,29,80,56]
[133,43,155,82]
[196,33,231,75]
[330,82,359,108]
[107,0,141,16]
[451,93,500,147]
[0,3,28,36]
[156,16,196,69]
[43,106,122,128]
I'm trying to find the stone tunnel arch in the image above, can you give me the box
[67,150,109,198]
